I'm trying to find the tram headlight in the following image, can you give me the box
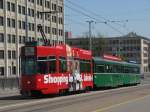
[27,81,31,84]
[38,78,42,82]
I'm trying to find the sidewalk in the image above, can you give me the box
[0,88,20,98]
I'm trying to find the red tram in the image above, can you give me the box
[20,42,93,96]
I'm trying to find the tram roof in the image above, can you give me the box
[93,57,140,67]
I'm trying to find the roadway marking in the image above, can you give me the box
[0,84,150,111]
[92,94,150,112]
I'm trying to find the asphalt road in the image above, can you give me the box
[0,78,150,112]
[99,95,150,112]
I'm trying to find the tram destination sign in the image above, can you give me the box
[25,47,35,56]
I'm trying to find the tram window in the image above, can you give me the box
[96,65,104,73]
[132,67,139,74]
[80,60,84,72]
[113,65,122,73]
[112,65,117,73]
[22,56,36,75]
[80,60,91,73]
[118,66,123,73]
[115,65,121,73]
[105,65,113,73]
[37,57,48,74]
[59,57,67,73]
[124,67,130,73]
[87,62,91,73]
[48,56,56,73]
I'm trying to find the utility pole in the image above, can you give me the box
[86,20,94,51]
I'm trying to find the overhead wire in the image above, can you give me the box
[65,17,87,26]
[65,0,126,35]
[65,5,106,23]
[65,0,109,21]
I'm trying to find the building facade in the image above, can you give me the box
[67,32,150,74]
[67,37,106,56]
[105,33,149,74]
[0,0,64,78]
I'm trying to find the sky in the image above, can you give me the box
[64,0,150,38]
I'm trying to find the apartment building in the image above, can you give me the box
[0,0,64,77]
[105,33,149,74]
[67,32,150,74]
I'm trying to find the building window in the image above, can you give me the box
[0,67,4,76]
[59,29,63,36]
[0,0,4,9]
[144,53,148,57]
[58,6,63,13]
[18,20,21,29]
[8,66,11,76]
[11,2,15,12]
[12,35,16,43]
[144,59,148,64]
[52,3,57,11]
[28,0,34,3]
[23,36,26,43]
[37,0,43,6]
[12,51,16,59]
[37,11,40,18]
[32,23,35,31]
[12,19,16,28]
[8,50,11,59]
[40,0,43,6]
[18,5,21,14]
[45,1,50,8]
[28,23,31,31]
[37,0,40,5]
[45,26,48,33]
[7,2,11,11]
[59,17,63,24]
[19,36,22,43]
[12,66,16,75]
[0,16,4,26]
[31,9,34,17]
[48,27,50,34]
[7,34,11,43]
[22,6,26,15]
[0,33,4,43]
[28,8,31,16]
[7,18,11,27]
[28,23,35,31]
[0,50,4,59]
[52,28,57,35]
[52,16,57,23]
[22,21,26,29]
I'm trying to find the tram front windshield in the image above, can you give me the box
[22,57,36,75]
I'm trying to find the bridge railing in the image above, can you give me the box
[0,77,19,90]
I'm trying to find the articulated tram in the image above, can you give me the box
[20,42,141,96]
[20,42,93,96]
[93,57,140,88]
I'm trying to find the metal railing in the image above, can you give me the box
[0,77,19,90]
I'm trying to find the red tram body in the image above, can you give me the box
[20,42,93,96]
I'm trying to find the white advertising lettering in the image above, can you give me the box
[44,75,68,85]
[84,75,93,81]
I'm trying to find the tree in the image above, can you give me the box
[88,33,107,57]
